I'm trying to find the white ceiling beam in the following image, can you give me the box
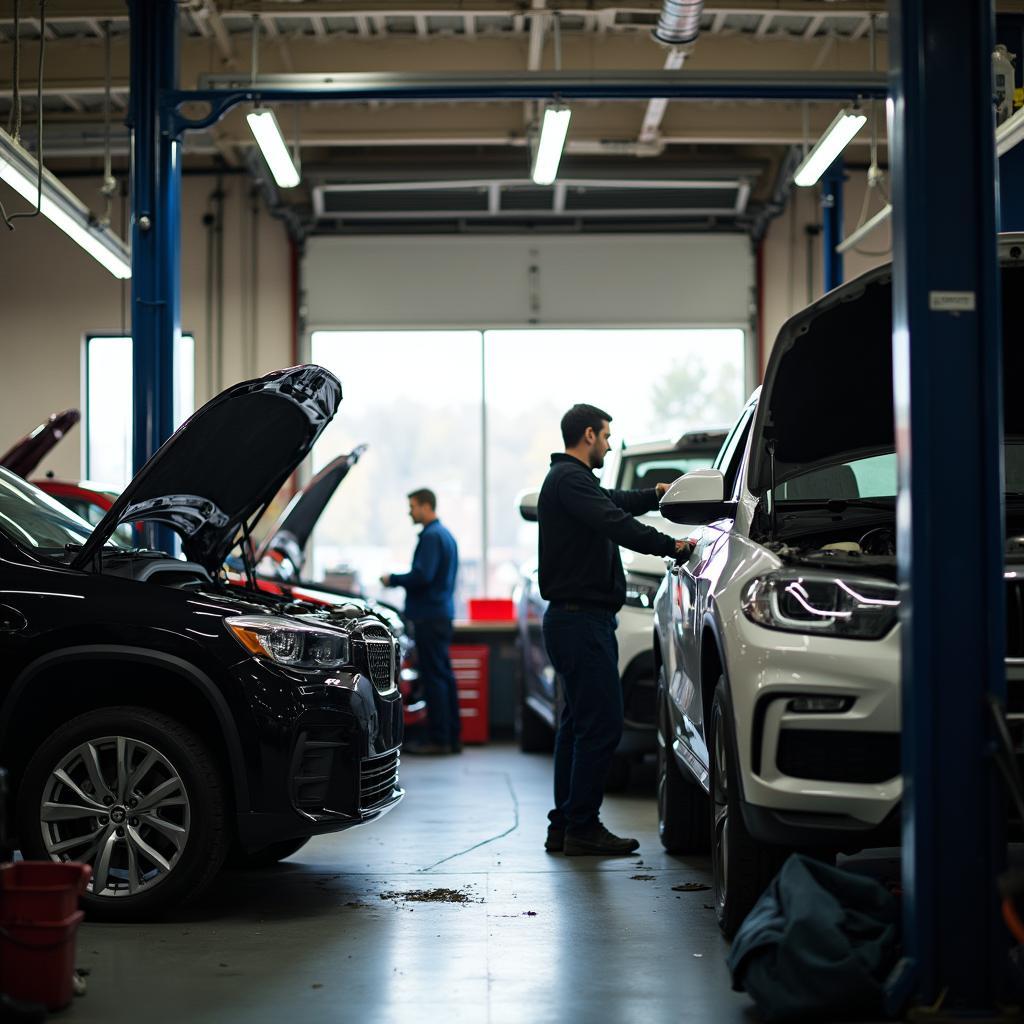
[802,14,824,39]
[527,0,547,70]
[755,12,774,36]
[372,15,388,34]
[638,46,686,145]
[711,10,728,33]
[355,14,371,36]
[850,15,872,40]
[414,14,429,36]
[310,15,328,37]
[463,14,476,36]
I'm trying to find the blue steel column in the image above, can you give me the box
[821,157,844,292]
[889,0,1006,1012]
[128,1,180,476]
[1000,144,1024,230]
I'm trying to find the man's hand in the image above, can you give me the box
[379,574,392,587]
[674,539,694,558]
[656,482,671,498]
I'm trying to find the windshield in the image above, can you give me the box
[771,440,1024,502]
[619,452,717,490]
[0,468,116,554]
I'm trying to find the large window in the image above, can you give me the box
[86,335,195,489]
[310,327,745,611]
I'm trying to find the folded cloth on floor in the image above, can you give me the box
[726,853,899,1022]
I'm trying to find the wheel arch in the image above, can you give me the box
[0,646,250,813]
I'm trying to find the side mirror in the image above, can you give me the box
[659,469,730,524]
[517,489,540,523]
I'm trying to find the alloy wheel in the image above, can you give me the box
[39,735,191,898]
[712,717,729,915]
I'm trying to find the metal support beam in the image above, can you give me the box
[821,156,843,291]
[1000,142,1024,229]
[128,1,180,517]
[888,0,1006,1013]
[168,69,888,135]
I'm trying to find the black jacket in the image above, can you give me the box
[538,453,678,611]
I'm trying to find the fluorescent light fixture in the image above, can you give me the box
[531,107,572,186]
[793,108,868,188]
[0,127,131,278]
[247,109,300,189]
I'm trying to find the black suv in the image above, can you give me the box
[0,366,403,920]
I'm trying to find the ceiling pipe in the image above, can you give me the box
[640,0,704,146]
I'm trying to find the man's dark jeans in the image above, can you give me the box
[413,618,461,747]
[542,605,622,829]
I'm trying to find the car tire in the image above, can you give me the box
[709,676,787,938]
[226,837,310,869]
[517,675,555,753]
[18,706,228,922]
[657,670,710,854]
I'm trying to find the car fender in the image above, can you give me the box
[0,644,250,812]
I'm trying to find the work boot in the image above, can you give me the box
[563,822,640,857]
[544,824,564,853]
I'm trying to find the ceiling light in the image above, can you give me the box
[0,128,131,279]
[531,107,572,187]
[793,108,868,188]
[247,109,300,189]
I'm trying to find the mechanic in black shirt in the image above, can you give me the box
[539,403,691,856]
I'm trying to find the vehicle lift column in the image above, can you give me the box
[128,0,180,550]
[889,0,1007,1015]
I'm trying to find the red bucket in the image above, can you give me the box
[0,909,86,1010]
[0,861,91,923]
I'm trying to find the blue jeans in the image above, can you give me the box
[542,606,623,830]
[413,618,461,747]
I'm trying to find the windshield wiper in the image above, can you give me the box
[777,498,895,513]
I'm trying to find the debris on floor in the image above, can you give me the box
[379,888,481,904]
[672,882,711,892]
[631,875,656,881]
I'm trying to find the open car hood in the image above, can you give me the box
[0,409,80,479]
[255,445,366,573]
[73,365,342,573]
[747,266,896,495]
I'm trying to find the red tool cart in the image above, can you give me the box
[450,644,490,744]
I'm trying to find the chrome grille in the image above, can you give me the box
[354,624,397,694]
[360,750,400,810]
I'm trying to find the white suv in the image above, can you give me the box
[514,429,726,786]
[653,245,1024,937]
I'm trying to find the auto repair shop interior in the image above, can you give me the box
[0,1,1020,1021]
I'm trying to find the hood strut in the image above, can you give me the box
[768,439,779,541]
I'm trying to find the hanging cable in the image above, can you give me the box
[7,0,20,138]
[99,20,115,227]
[4,0,47,228]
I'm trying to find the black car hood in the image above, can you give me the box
[73,365,342,573]
[747,266,896,495]
[0,408,80,479]
[255,445,366,572]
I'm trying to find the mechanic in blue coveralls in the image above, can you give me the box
[382,488,461,755]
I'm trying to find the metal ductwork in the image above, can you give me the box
[653,0,704,47]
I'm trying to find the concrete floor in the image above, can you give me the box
[63,743,759,1024]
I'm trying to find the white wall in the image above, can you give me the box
[761,169,892,367]
[305,232,755,329]
[0,174,292,481]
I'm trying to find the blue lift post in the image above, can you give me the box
[128,0,180,551]
[821,157,844,293]
[889,0,1006,1013]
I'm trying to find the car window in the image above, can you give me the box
[60,497,133,549]
[715,403,756,497]
[618,454,716,490]
[0,468,111,552]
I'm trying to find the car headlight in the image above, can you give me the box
[740,571,899,639]
[625,573,660,610]
[227,615,351,671]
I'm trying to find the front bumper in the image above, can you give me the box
[726,609,902,840]
[231,658,404,851]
